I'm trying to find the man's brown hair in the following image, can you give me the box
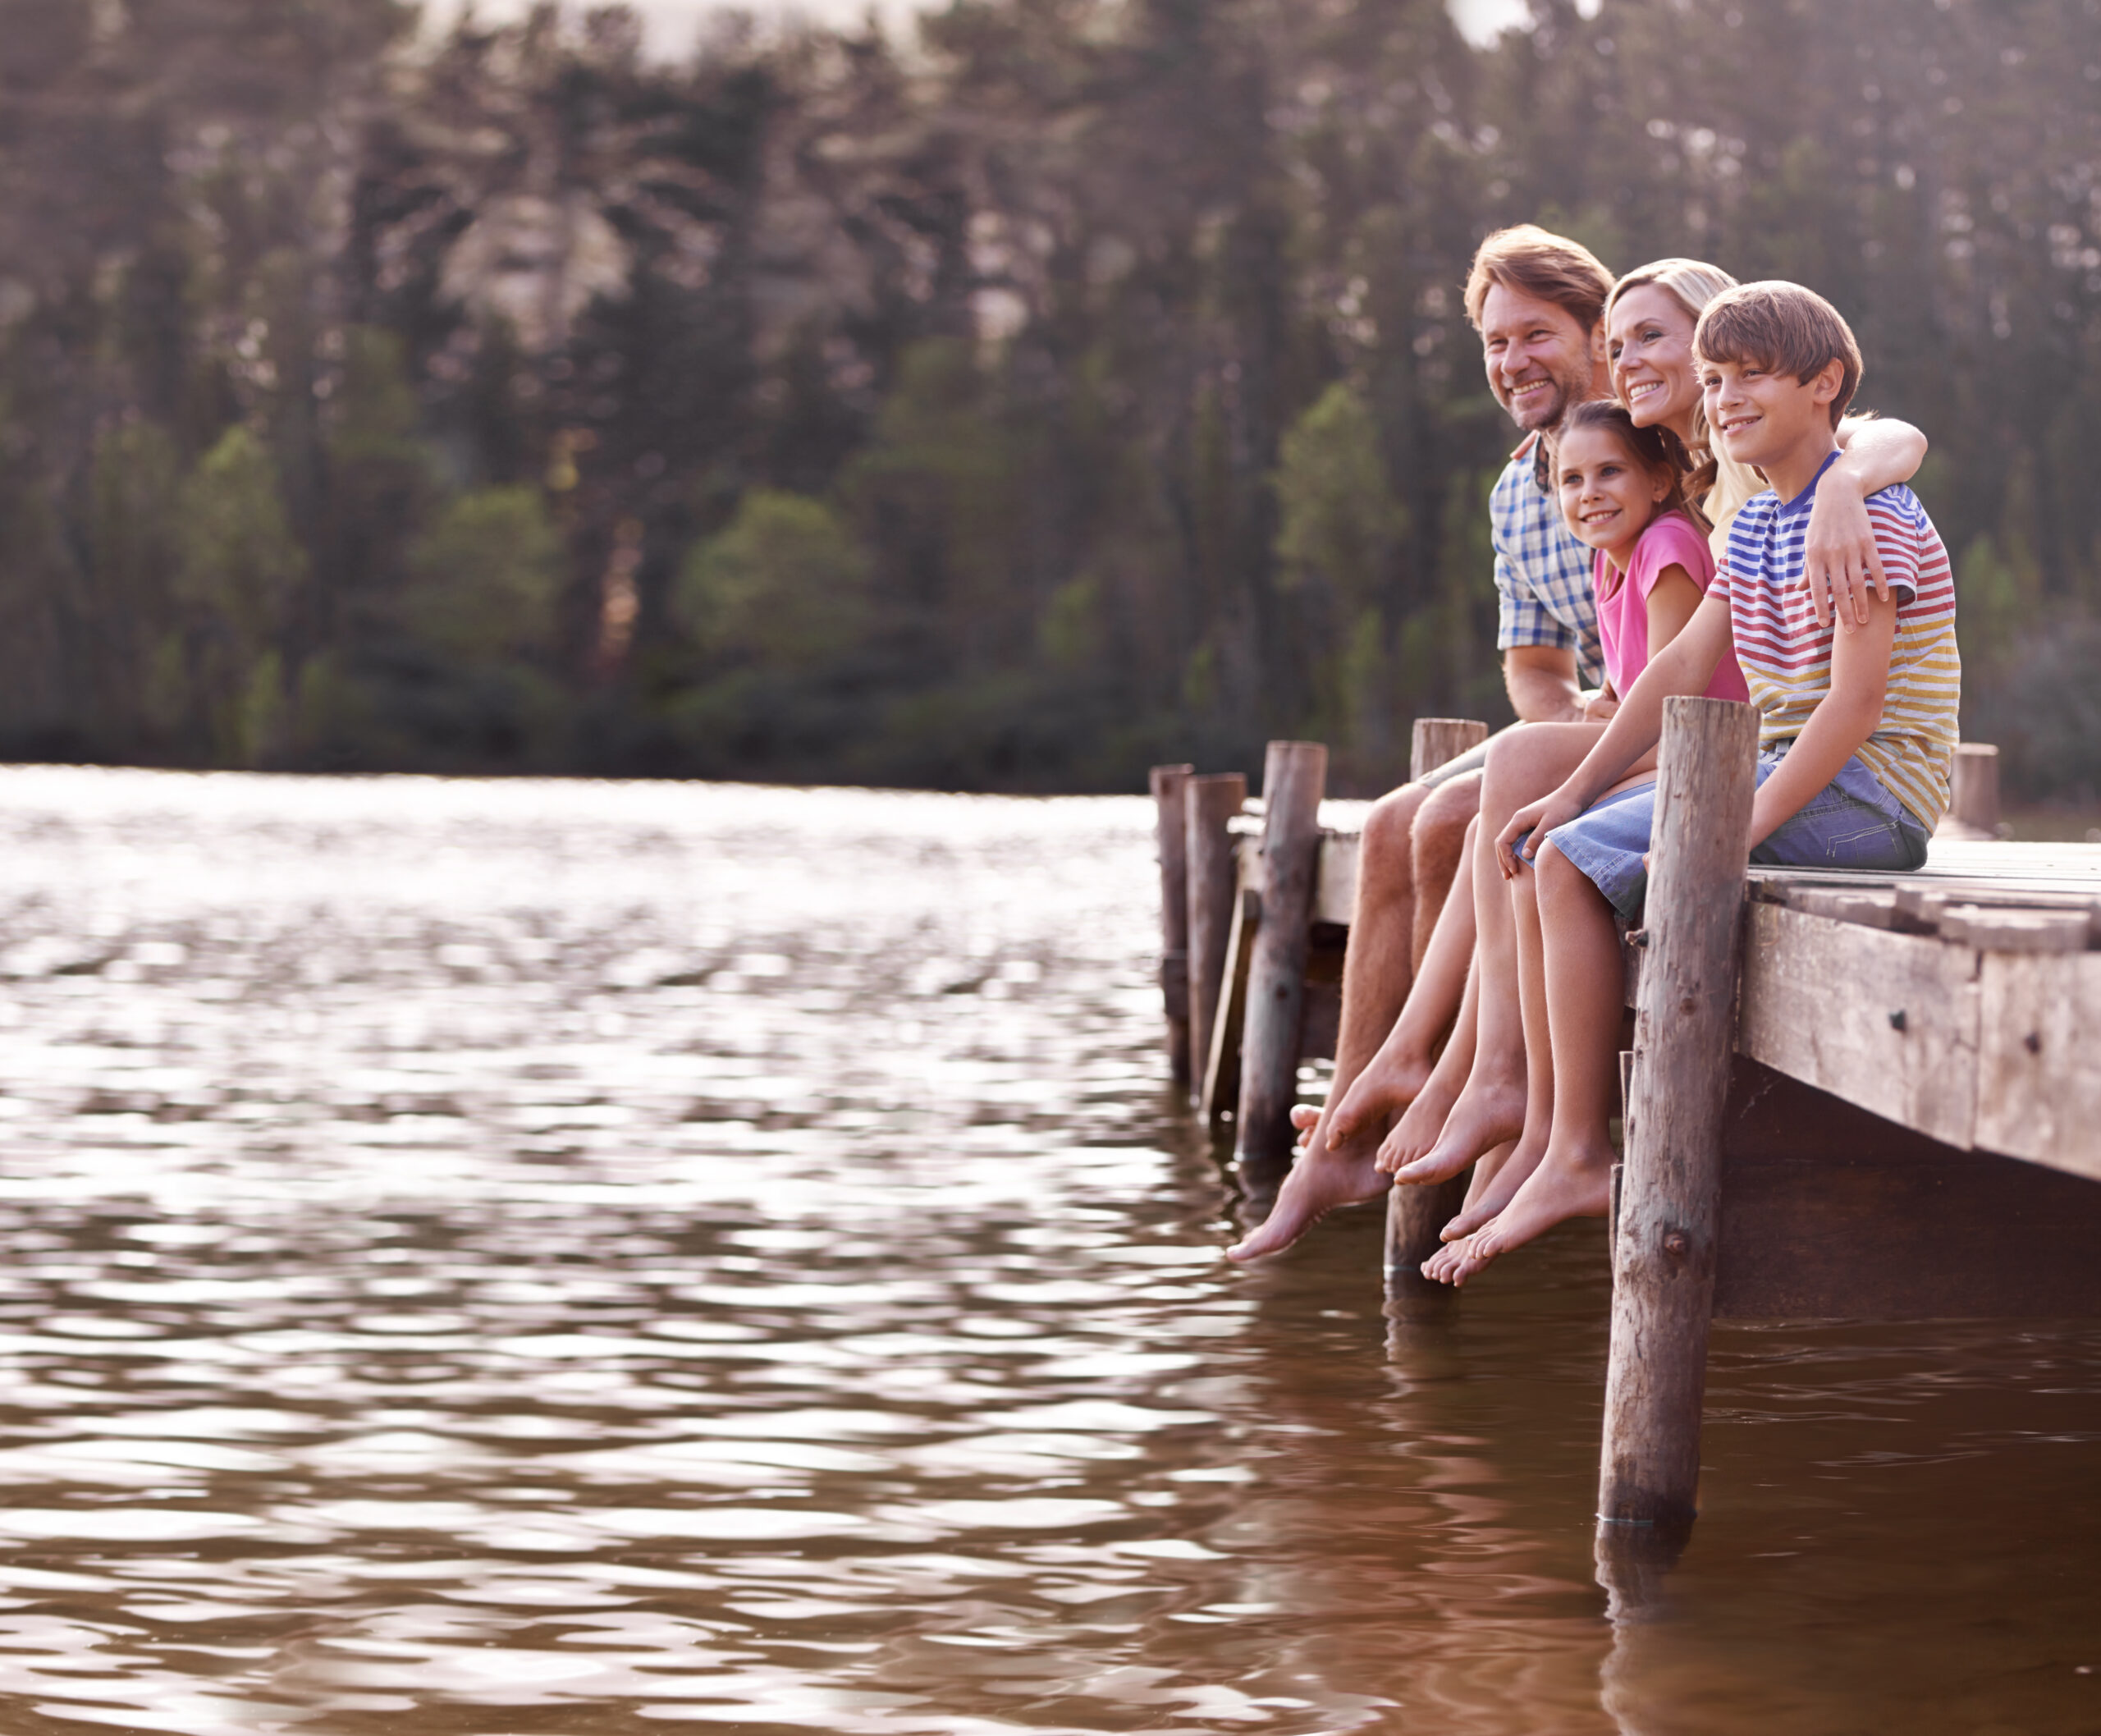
[1693,281,1863,431]
[1462,224,1615,334]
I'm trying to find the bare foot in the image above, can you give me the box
[1437,1128,1545,1241]
[1227,1101,1392,1262]
[1373,1060,1465,1176]
[1421,1234,1475,1284]
[1388,1070,1527,1187]
[1324,1043,1434,1154]
[1453,1143,1614,1278]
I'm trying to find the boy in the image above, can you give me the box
[1437,280,1959,1281]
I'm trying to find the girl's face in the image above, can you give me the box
[1609,284,1701,437]
[1557,424,1671,562]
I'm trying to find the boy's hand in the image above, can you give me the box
[1495,788,1586,879]
[1801,484,1892,631]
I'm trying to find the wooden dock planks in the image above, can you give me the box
[1974,949,2101,1178]
[1734,858,2101,1177]
[1736,902,1982,1151]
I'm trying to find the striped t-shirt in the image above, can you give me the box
[1711,455,1960,831]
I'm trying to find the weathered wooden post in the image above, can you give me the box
[1949,742,2001,836]
[1185,772,1247,1106]
[1598,696,1760,1541]
[1234,742,1327,1167]
[1151,764,1195,1087]
[1385,717,1493,1285]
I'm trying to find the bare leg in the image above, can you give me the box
[1411,781,1476,973]
[1373,952,1479,1174]
[1435,837,1554,1236]
[1394,726,1613,1188]
[1451,843,1623,1277]
[1331,816,1480,1156]
[1230,780,1444,1259]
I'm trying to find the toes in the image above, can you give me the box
[1289,1105,1321,1130]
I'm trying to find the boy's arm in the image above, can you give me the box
[1805,416,1929,631]
[1495,595,1733,869]
[1746,593,1897,849]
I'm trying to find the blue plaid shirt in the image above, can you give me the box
[1491,442,1602,689]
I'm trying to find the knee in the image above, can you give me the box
[1536,843,1589,907]
[1363,783,1426,868]
[1416,774,1481,859]
[1481,726,1554,816]
[1481,731,1528,814]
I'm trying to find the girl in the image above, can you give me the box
[1555,399,1747,713]
[1396,402,1742,1280]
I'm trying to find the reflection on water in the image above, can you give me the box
[0,767,2097,1734]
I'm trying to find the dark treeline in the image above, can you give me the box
[3,0,2100,795]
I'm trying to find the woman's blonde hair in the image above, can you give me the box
[1605,258,1739,502]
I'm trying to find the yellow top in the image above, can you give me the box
[1701,442,1765,560]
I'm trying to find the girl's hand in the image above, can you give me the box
[1581,690,1620,723]
[1801,483,1891,632]
[1495,788,1587,879]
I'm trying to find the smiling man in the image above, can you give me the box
[1228,224,1614,1263]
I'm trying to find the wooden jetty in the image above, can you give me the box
[1151,708,2101,1549]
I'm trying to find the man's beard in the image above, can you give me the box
[1502,361,1593,433]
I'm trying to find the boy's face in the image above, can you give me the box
[1479,284,1605,433]
[1700,354,1845,469]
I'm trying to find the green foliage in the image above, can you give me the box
[678,490,872,670]
[175,426,309,645]
[0,0,2098,792]
[169,425,309,764]
[1274,382,1406,607]
[404,488,563,662]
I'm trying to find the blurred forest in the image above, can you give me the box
[3,0,2101,795]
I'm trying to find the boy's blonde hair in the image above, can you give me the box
[1463,224,1615,335]
[1694,281,1863,431]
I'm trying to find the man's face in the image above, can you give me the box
[1479,283,1603,433]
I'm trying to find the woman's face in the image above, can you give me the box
[1609,284,1702,437]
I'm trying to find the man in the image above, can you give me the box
[1227,224,1614,1262]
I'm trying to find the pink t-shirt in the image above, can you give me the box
[1594,509,1751,703]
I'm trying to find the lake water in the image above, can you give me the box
[0,765,2097,1736]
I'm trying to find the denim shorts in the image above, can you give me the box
[1534,745,1931,922]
